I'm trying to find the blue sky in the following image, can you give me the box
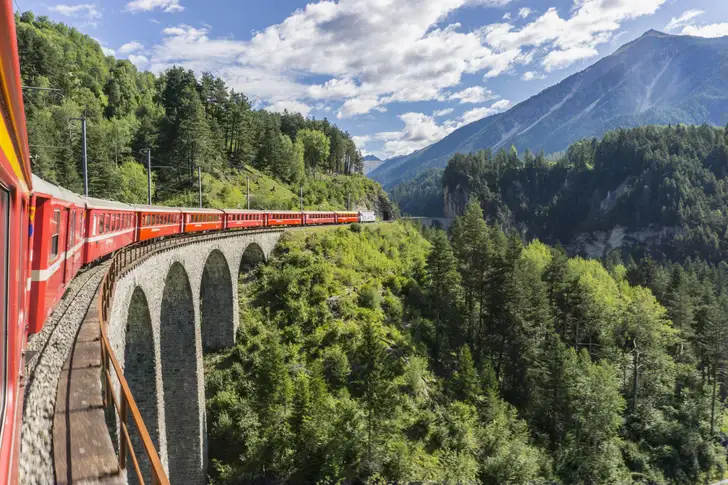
[15,0,728,159]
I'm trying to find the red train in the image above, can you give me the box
[27,176,373,335]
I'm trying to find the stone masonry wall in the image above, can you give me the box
[106,231,280,485]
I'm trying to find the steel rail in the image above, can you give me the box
[96,227,284,484]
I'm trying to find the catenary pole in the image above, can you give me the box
[146,148,152,204]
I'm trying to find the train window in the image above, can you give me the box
[51,210,61,259]
[0,187,8,427]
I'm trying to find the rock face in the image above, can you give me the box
[567,225,683,259]
[371,30,728,189]
[443,184,468,218]
[363,155,384,175]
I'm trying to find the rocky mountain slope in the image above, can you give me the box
[370,30,728,188]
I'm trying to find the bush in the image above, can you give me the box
[350,222,362,233]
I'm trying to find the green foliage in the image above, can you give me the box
[16,14,373,210]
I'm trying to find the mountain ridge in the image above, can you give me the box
[370,30,728,188]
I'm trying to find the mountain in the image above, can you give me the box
[370,30,728,188]
[363,154,383,174]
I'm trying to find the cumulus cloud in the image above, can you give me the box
[128,54,150,69]
[376,98,512,157]
[138,0,666,119]
[503,12,511,20]
[681,23,728,38]
[49,3,101,19]
[118,41,144,54]
[665,9,704,32]
[542,46,599,72]
[101,46,115,56]
[518,7,532,19]
[449,86,499,104]
[126,0,183,13]
[265,100,313,117]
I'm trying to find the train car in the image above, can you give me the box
[84,198,136,264]
[0,2,34,481]
[223,209,266,230]
[304,211,336,225]
[266,210,303,227]
[183,208,224,233]
[28,176,86,334]
[359,210,376,223]
[132,205,183,241]
[335,211,359,224]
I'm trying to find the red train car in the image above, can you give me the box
[223,209,266,230]
[133,205,183,241]
[335,211,359,224]
[28,176,86,334]
[266,211,303,227]
[304,211,336,225]
[0,2,33,481]
[183,208,224,233]
[84,198,136,264]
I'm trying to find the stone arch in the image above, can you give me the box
[124,287,159,485]
[200,250,234,351]
[239,242,266,275]
[159,262,204,485]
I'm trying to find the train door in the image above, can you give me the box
[63,208,76,284]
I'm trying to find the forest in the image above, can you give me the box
[15,12,388,211]
[206,209,728,484]
[393,124,728,263]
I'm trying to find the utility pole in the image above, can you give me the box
[300,185,303,212]
[198,166,202,208]
[81,117,88,197]
[146,148,152,205]
[348,192,351,210]
[246,176,250,210]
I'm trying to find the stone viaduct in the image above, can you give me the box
[105,231,282,485]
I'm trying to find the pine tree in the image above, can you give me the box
[425,230,463,367]
[451,345,480,404]
[450,198,489,354]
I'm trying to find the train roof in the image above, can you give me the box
[84,196,135,211]
[130,204,184,213]
[181,207,225,214]
[31,175,85,205]
[221,208,265,214]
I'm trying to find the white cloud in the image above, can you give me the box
[449,86,498,104]
[490,99,512,110]
[128,54,150,69]
[460,99,511,123]
[126,0,183,13]
[485,0,666,71]
[101,46,115,56]
[433,108,454,117]
[119,41,144,55]
[543,46,599,72]
[49,4,101,19]
[665,9,704,32]
[375,98,513,157]
[521,70,544,80]
[139,0,666,117]
[518,7,532,19]
[149,18,161,24]
[502,12,511,20]
[337,97,381,119]
[681,23,728,38]
[265,100,312,117]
